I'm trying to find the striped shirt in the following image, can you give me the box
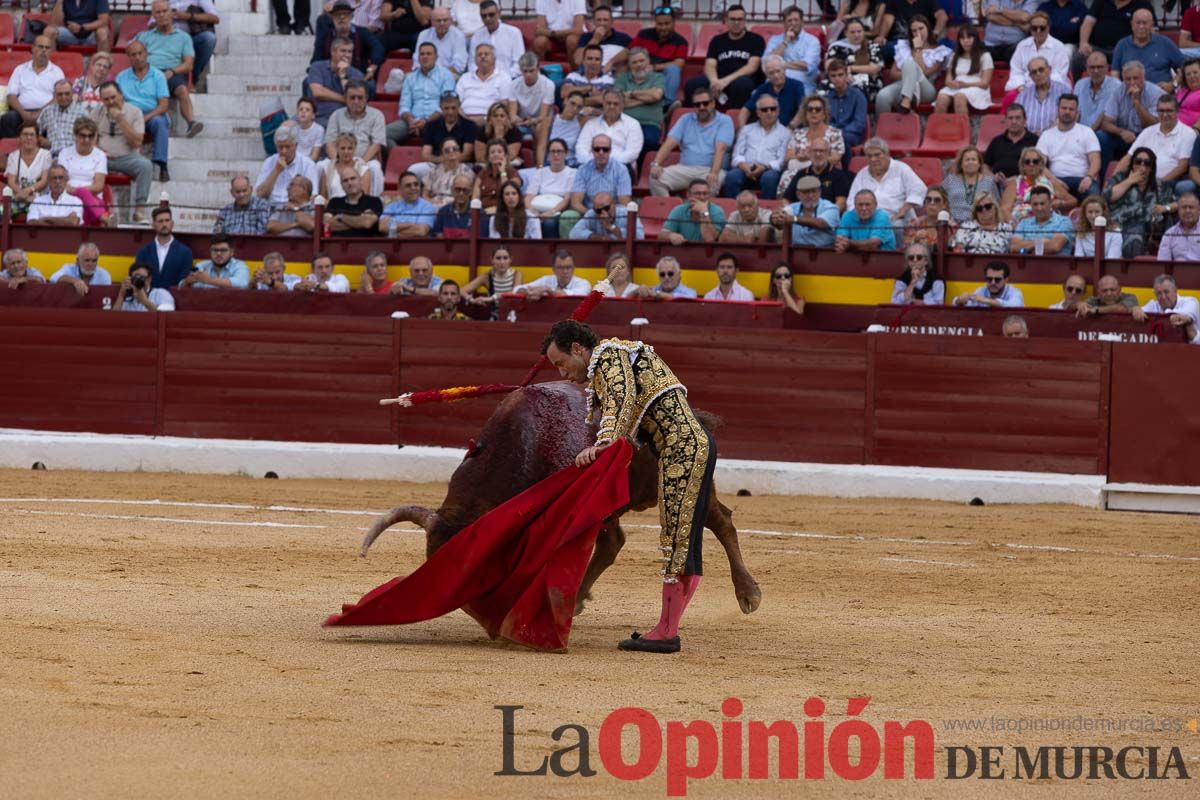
[1016,80,1072,135]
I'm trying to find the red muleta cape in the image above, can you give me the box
[324,440,633,651]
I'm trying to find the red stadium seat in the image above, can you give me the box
[874,113,920,156]
[725,108,741,130]
[53,52,85,82]
[115,15,151,51]
[107,52,132,80]
[667,105,689,131]
[913,113,971,158]
[0,138,20,157]
[15,13,53,49]
[975,113,1006,152]
[613,20,642,39]
[369,100,398,124]
[0,51,26,81]
[753,25,784,42]
[0,13,13,47]
[384,146,423,190]
[634,150,680,196]
[906,157,945,187]
[690,22,723,60]
[375,57,411,100]
[679,61,704,102]
[636,195,680,239]
[511,18,537,50]
[804,27,826,54]
[847,155,867,173]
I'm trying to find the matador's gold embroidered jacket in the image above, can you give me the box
[585,339,686,446]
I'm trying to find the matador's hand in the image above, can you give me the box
[575,441,612,468]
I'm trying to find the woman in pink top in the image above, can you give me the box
[1175,59,1200,128]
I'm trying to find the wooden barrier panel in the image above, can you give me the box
[497,295,785,328]
[870,335,1110,474]
[1108,343,1200,486]
[160,313,395,443]
[0,308,158,435]
[870,305,1188,342]
[639,327,869,463]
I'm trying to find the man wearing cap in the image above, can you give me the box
[772,175,839,247]
[311,0,385,87]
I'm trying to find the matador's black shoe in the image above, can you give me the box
[618,632,681,653]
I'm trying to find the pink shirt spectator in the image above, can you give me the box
[1178,85,1200,127]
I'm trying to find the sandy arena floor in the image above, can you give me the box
[0,468,1197,799]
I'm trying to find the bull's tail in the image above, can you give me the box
[360,505,439,557]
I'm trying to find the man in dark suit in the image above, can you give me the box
[135,206,194,288]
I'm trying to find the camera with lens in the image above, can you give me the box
[130,274,147,291]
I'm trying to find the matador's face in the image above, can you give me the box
[546,342,590,384]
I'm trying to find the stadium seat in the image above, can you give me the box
[613,20,642,39]
[369,100,398,124]
[667,105,689,131]
[975,113,1006,152]
[634,150,680,196]
[14,13,53,49]
[906,157,945,187]
[384,146,423,190]
[874,113,920,156]
[0,51,26,82]
[375,57,411,100]
[1104,161,1119,185]
[679,61,705,101]
[107,52,132,80]
[511,18,537,51]
[804,27,826,54]
[0,138,20,157]
[690,22,723,61]
[913,113,971,158]
[989,69,1009,109]
[0,13,13,47]
[637,195,679,239]
[847,155,867,173]
[754,25,784,42]
[115,15,151,51]
[54,52,86,82]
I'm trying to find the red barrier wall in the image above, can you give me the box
[2,308,1197,485]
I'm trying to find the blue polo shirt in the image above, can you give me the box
[116,66,169,114]
[570,158,631,207]
[1073,75,1122,128]
[785,199,840,248]
[835,208,896,250]
[1112,34,1184,86]
[1015,212,1074,252]
[666,112,736,168]
[743,78,806,127]
[136,27,195,74]
[381,196,437,228]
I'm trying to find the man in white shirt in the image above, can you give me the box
[511,51,555,134]
[296,252,351,293]
[515,249,591,299]
[255,252,302,291]
[468,0,526,79]
[1131,274,1200,344]
[51,243,111,297]
[112,262,175,312]
[455,43,516,121]
[0,36,66,138]
[721,93,791,199]
[1006,11,1070,92]
[532,0,585,63]
[703,252,755,302]
[846,137,927,222]
[1036,93,1101,199]
[255,125,322,205]
[417,6,468,77]
[26,164,84,226]
[1117,95,1195,186]
[575,90,643,167]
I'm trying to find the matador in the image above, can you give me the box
[543,319,715,654]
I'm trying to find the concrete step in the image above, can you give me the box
[207,73,303,96]
[228,33,314,57]
[193,93,291,118]
[182,117,268,140]
[169,136,266,160]
[151,180,227,231]
[161,158,262,183]
[210,54,313,77]
[214,11,271,37]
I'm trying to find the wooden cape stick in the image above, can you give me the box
[379,266,622,408]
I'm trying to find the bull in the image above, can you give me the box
[361,381,762,616]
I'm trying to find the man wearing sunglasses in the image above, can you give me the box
[566,190,643,240]
[953,260,1025,308]
[637,255,697,299]
[648,87,733,197]
[1006,11,1070,94]
[1049,273,1088,312]
[630,6,689,113]
[1016,56,1072,135]
[721,94,789,199]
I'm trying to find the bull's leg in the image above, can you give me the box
[575,517,628,616]
[705,490,761,614]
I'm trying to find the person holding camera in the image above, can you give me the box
[112,262,175,312]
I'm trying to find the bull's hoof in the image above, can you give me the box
[573,591,593,617]
[736,581,762,614]
[618,632,681,653]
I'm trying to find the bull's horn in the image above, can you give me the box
[360,505,436,556]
